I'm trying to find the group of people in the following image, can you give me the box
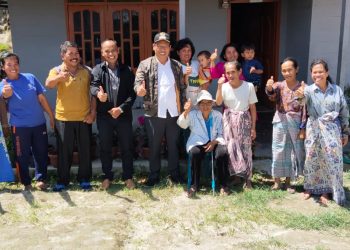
[0,32,348,206]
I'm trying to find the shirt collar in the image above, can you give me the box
[312,81,335,94]
[156,56,170,67]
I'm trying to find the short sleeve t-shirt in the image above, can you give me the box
[182,60,200,105]
[47,64,90,121]
[0,73,46,127]
[221,81,258,111]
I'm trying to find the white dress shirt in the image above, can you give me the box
[157,58,178,118]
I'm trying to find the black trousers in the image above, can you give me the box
[12,124,48,185]
[145,114,180,181]
[97,115,133,181]
[55,120,92,185]
[189,143,228,190]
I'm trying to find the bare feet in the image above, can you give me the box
[187,186,196,198]
[285,185,296,194]
[271,182,281,191]
[35,181,48,191]
[244,180,252,190]
[320,194,329,205]
[125,179,135,190]
[220,187,230,196]
[102,179,111,190]
[304,191,311,200]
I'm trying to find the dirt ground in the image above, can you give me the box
[1,174,350,250]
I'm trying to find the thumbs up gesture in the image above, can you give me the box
[183,98,192,117]
[266,76,274,92]
[137,80,147,97]
[218,74,226,86]
[210,48,218,62]
[185,63,192,76]
[2,80,13,98]
[97,85,108,102]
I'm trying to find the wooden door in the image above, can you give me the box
[67,5,106,68]
[230,2,280,105]
[107,5,144,71]
[143,4,179,57]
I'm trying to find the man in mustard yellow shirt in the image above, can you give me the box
[46,41,96,191]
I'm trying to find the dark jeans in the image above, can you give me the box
[55,120,91,185]
[189,143,228,190]
[97,115,133,181]
[145,114,180,181]
[12,124,48,185]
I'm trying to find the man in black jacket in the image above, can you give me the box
[91,39,136,189]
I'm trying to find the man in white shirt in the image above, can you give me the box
[134,32,187,186]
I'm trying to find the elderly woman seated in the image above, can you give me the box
[177,90,229,197]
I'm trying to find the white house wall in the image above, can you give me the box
[340,0,350,88]
[8,0,66,108]
[279,0,312,82]
[308,0,343,84]
[185,0,228,96]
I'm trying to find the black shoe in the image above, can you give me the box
[143,178,160,187]
[169,175,186,185]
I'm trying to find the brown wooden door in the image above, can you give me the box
[67,5,106,68]
[143,4,179,56]
[230,1,280,105]
[107,5,144,71]
[66,2,179,70]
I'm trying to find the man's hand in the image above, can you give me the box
[266,76,274,92]
[97,85,108,102]
[83,111,96,124]
[2,80,13,98]
[183,98,192,117]
[57,70,70,81]
[137,80,147,97]
[204,140,217,153]
[108,107,122,119]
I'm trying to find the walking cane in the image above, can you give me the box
[187,153,192,191]
[211,151,215,196]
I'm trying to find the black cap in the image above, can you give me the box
[153,32,170,43]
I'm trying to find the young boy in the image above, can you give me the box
[241,44,263,91]
[197,50,212,91]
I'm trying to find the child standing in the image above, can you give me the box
[197,50,212,91]
[241,44,263,91]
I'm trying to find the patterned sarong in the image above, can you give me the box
[272,112,305,178]
[223,109,252,179]
[0,125,14,182]
[304,111,345,205]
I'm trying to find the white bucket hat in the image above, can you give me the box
[196,90,214,104]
